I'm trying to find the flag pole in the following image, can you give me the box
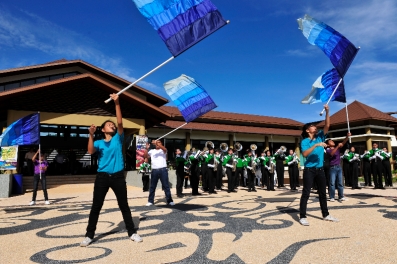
[104,56,175,103]
[156,123,188,140]
[345,103,352,143]
[319,77,343,116]
[39,144,42,180]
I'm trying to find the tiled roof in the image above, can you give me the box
[161,106,303,127]
[159,120,302,137]
[317,101,397,127]
[0,59,169,107]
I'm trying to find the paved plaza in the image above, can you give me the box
[1,183,396,263]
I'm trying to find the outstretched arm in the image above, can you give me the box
[88,125,96,154]
[323,104,330,135]
[110,93,123,135]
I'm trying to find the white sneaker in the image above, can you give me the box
[130,233,143,243]
[45,200,50,205]
[145,202,153,206]
[299,218,309,226]
[324,215,339,222]
[29,201,35,206]
[329,198,335,202]
[168,202,175,206]
[80,237,92,247]
[339,197,348,201]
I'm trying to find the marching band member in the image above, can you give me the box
[381,147,393,187]
[258,150,267,188]
[175,149,186,198]
[234,154,246,188]
[244,149,257,192]
[200,150,209,192]
[215,149,223,190]
[368,143,384,189]
[184,159,190,189]
[360,150,372,186]
[285,149,299,191]
[205,147,217,194]
[342,149,351,187]
[346,146,361,190]
[138,157,151,192]
[189,148,201,195]
[222,147,237,193]
[265,150,275,191]
[274,147,286,188]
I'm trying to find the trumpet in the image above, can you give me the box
[220,142,229,152]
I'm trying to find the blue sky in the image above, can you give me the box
[1,0,396,123]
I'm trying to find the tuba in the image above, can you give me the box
[268,158,275,174]
[234,142,243,152]
[220,143,229,152]
[250,144,257,151]
[205,141,214,149]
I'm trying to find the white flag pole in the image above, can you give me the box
[104,56,175,103]
[39,144,42,180]
[319,77,343,116]
[345,103,352,143]
[156,123,188,140]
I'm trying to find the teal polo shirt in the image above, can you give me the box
[94,132,124,173]
[301,130,325,168]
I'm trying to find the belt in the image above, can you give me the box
[97,170,124,178]
[152,167,167,170]
[304,167,323,171]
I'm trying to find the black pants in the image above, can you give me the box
[226,167,235,191]
[176,169,185,195]
[261,167,267,187]
[324,165,330,189]
[190,166,200,194]
[350,161,359,188]
[371,160,383,188]
[288,165,298,190]
[141,173,149,191]
[266,170,274,190]
[32,174,48,201]
[207,168,216,193]
[382,160,392,186]
[343,162,351,186]
[299,168,329,219]
[276,161,284,187]
[216,163,223,189]
[234,167,243,187]
[85,171,135,239]
[201,164,208,191]
[27,160,34,176]
[363,161,372,185]
[247,169,255,190]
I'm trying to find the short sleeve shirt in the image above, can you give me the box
[34,160,48,174]
[94,132,124,173]
[327,148,341,167]
[301,130,325,168]
[148,148,167,169]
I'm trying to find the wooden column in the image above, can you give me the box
[185,131,191,151]
[365,127,372,151]
[229,134,233,148]
[265,136,269,150]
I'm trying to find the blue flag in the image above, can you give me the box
[163,74,217,122]
[0,113,40,147]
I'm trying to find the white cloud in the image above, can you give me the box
[0,6,160,90]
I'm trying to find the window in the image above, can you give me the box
[0,85,4,91]
[64,72,78,77]
[50,74,63,81]
[4,82,20,90]
[21,79,35,87]
[36,77,49,84]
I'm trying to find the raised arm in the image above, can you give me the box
[109,93,123,135]
[88,125,96,154]
[323,104,330,135]
[32,150,39,161]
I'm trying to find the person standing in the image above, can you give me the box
[274,148,286,188]
[299,105,339,226]
[138,157,151,192]
[25,148,36,176]
[347,146,361,190]
[285,149,299,191]
[265,150,275,191]
[368,143,384,189]
[325,134,350,202]
[81,93,142,247]
[175,149,186,197]
[381,147,393,187]
[29,150,50,205]
[244,149,256,192]
[144,139,174,206]
[189,148,201,195]
[342,149,351,187]
[223,147,236,193]
[258,150,267,189]
[361,150,372,186]
[205,147,217,194]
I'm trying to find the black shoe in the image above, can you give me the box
[177,194,184,198]
[270,189,276,191]
[192,193,202,196]
[209,191,217,194]
[248,189,252,192]
[252,189,257,192]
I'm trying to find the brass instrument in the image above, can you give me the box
[232,154,238,172]
[250,157,257,174]
[234,142,243,152]
[276,146,287,154]
[250,144,257,151]
[268,158,275,174]
[220,142,229,152]
[213,154,219,171]
[205,141,214,149]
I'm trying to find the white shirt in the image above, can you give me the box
[25,151,35,159]
[148,148,167,169]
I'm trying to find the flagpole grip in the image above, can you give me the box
[319,78,343,116]
[104,56,175,103]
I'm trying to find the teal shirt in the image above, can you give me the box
[301,130,325,168]
[94,132,124,173]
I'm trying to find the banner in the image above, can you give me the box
[0,146,18,170]
[136,135,148,169]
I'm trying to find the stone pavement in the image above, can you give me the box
[0,183,396,263]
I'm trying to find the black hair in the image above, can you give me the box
[100,120,116,139]
[325,139,330,145]
[301,123,315,139]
